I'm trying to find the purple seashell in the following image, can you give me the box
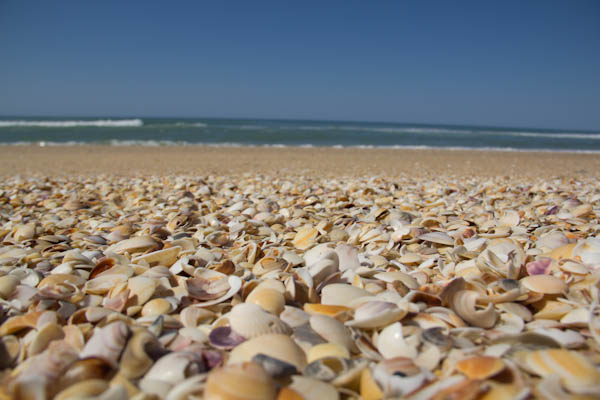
[208,326,246,349]
[202,349,224,369]
[545,206,559,216]
[526,257,552,275]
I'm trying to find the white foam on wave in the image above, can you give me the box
[1,141,599,153]
[0,119,143,127]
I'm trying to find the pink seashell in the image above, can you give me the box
[526,257,552,275]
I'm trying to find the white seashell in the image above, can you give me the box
[80,321,130,365]
[376,322,417,359]
[228,333,307,370]
[573,238,600,267]
[189,275,242,307]
[108,236,158,254]
[418,232,454,246]
[229,303,291,338]
[320,283,371,307]
[335,244,360,271]
[127,276,158,306]
[374,271,418,290]
[309,314,354,352]
[304,243,339,268]
[142,352,204,384]
[345,301,406,329]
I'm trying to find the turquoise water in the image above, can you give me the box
[0,117,599,152]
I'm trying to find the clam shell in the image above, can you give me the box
[455,356,505,379]
[307,343,350,363]
[516,349,600,394]
[126,276,158,307]
[419,231,454,246]
[0,274,20,299]
[345,301,406,329]
[189,275,242,307]
[143,351,205,384]
[132,246,181,267]
[141,298,174,316]
[321,283,371,307]
[293,225,319,250]
[28,322,64,356]
[228,334,307,370]
[229,303,291,338]
[108,236,158,254]
[288,376,339,400]
[520,275,567,294]
[205,362,277,400]
[376,322,417,360]
[80,321,130,365]
[309,314,354,352]
[303,303,352,319]
[335,244,360,271]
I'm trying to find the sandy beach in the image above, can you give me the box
[1,146,599,398]
[1,145,598,178]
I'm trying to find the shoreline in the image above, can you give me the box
[1,145,599,179]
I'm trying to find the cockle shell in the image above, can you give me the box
[229,303,292,338]
[205,362,277,400]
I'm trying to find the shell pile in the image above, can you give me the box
[1,173,600,399]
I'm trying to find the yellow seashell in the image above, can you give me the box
[360,367,383,400]
[307,343,350,363]
[246,287,286,315]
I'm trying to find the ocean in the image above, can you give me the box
[1,117,599,152]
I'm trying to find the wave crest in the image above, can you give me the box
[0,119,143,127]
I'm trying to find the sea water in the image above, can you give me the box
[1,117,599,152]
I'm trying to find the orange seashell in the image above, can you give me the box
[303,303,352,320]
[456,356,505,380]
[205,362,277,400]
[549,243,575,261]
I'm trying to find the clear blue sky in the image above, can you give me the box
[1,0,599,130]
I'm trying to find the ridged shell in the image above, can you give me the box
[229,303,291,338]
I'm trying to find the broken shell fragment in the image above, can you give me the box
[205,362,277,400]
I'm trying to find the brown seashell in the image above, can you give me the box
[0,311,43,336]
[205,362,277,400]
[455,356,505,380]
[57,358,115,393]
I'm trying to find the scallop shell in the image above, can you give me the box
[229,303,291,338]
[205,362,277,400]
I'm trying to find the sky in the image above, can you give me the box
[0,1,599,130]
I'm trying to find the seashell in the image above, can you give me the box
[28,322,64,356]
[536,231,569,251]
[54,379,109,400]
[418,231,454,246]
[141,297,174,316]
[572,203,593,217]
[108,235,158,254]
[188,275,242,307]
[125,276,157,307]
[209,326,247,349]
[288,375,339,400]
[550,243,576,261]
[0,335,20,369]
[304,243,338,267]
[421,327,453,350]
[132,246,181,267]
[0,274,20,299]
[450,290,498,329]
[573,237,600,266]
[142,351,205,384]
[120,328,161,379]
[180,306,216,328]
[293,225,319,250]
[525,257,553,275]
[532,300,572,320]
[309,314,354,352]
[372,357,432,397]
[80,321,130,365]
[0,311,43,335]
[376,322,417,359]
[520,274,567,294]
[374,271,418,290]
[498,209,520,227]
[307,343,350,363]
[246,287,286,315]
[38,273,86,289]
[228,333,307,370]
[56,358,115,392]
[13,222,37,241]
[560,307,590,327]
[84,274,129,295]
[206,231,229,247]
[476,238,525,279]
[303,303,352,319]
[361,367,384,400]
[252,353,298,379]
[335,244,360,271]
[515,349,600,394]
[229,303,291,338]
[455,356,505,379]
[205,362,277,400]
[345,301,406,329]
[320,283,371,307]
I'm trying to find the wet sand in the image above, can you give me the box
[0,146,598,178]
